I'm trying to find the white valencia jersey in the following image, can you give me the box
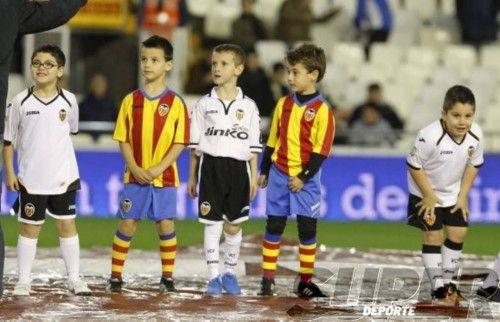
[189,87,262,160]
[4,88,80,195]
[406,119,484,207]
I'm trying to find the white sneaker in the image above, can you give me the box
[68,279,92,296]
[12,283,31,296]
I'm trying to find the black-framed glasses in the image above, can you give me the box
[31,60,58,69]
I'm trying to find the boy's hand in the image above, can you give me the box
[288,176,304,192]
[147,164,165,180]
[187,176,198,198]
[451,196,469,222]
[416,195,443,225]
[6,173,19,191]
[249,177,258,201]
[257,174,268,188]
[130,166,153,184]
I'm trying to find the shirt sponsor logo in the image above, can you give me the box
[204,125,249,140]
[205,109,218,115]
[440,150,453,155]
[26,110,40,116]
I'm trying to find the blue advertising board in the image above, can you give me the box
[2,151,499,222]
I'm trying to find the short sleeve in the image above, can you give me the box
[4,99,21,146]
[113,94,132,142]
[469,127,484,167]
[406,130,433,169]
[188,98,204,149]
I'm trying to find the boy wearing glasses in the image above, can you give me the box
[106,35,189,293]
[3,44,91,296]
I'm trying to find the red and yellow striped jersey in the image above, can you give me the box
[113,88,190,187]
[267,94,335,176]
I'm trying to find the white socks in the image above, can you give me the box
[441,244,462,285]
[223,229,242,275]
[204,223,223,280]
[59,235,80,282]
[17,235,38,284]
[422,252,444,290]
[483,255,500,289]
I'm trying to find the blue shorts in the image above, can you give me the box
[117,184,177,221]
[266,164,321,218]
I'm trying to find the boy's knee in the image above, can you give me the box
[20,224,41,239]
[55,219,77,237]
[157,219,175,234]
[422,230,443,245]
[119,220,138,236]
[266,215,287,235]
[297,215,317,241]
[223,222,241,235]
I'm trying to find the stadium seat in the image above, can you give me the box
[203,1,240,39]
[369,43,405,81]
[321,63,349,104]
[431,66,460,87]
[443,45,477,80]
[254,40,288,73]
[357,63,388,85]
[253,0,285,31]
[384,82,418,120]
[388,9,422,46]
[330,42,364,79]
[393,64,430,88]
[479,45,500,74]
[343,80,366,108]
[440,0,456,15]
[405,0,438,21]
[418,26,453,56]
[186,0,216,17]
[406,46,440,77]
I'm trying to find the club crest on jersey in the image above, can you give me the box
[468,146,475,158]
[158,103,170,117]
[200,201,211,216]
[304,108,316,122]
[24,203,35,217]
[121,199,132,213]
[235,109,244,121]
[59,109,67,121]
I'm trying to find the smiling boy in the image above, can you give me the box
[406,85,484,303]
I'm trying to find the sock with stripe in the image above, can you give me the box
[159,232,177,278]
[262,232,282,280]
[111,230,132,279]
[299,237,317,283]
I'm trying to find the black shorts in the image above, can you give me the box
[11,185,77,225]
[198,154,250,224]
[407,194,468,231]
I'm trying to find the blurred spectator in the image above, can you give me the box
[269,62,290,103]
[232,0,267,51]
[80,73,116,122]
[348,83,404,131]
[185,50,213,94]
[354,0,392,59]
[238,50,275,136]
[348,103,396,146]
[275,0,341,44]
[456,0,499,48]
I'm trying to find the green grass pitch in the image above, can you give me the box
[0,216,498,255]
